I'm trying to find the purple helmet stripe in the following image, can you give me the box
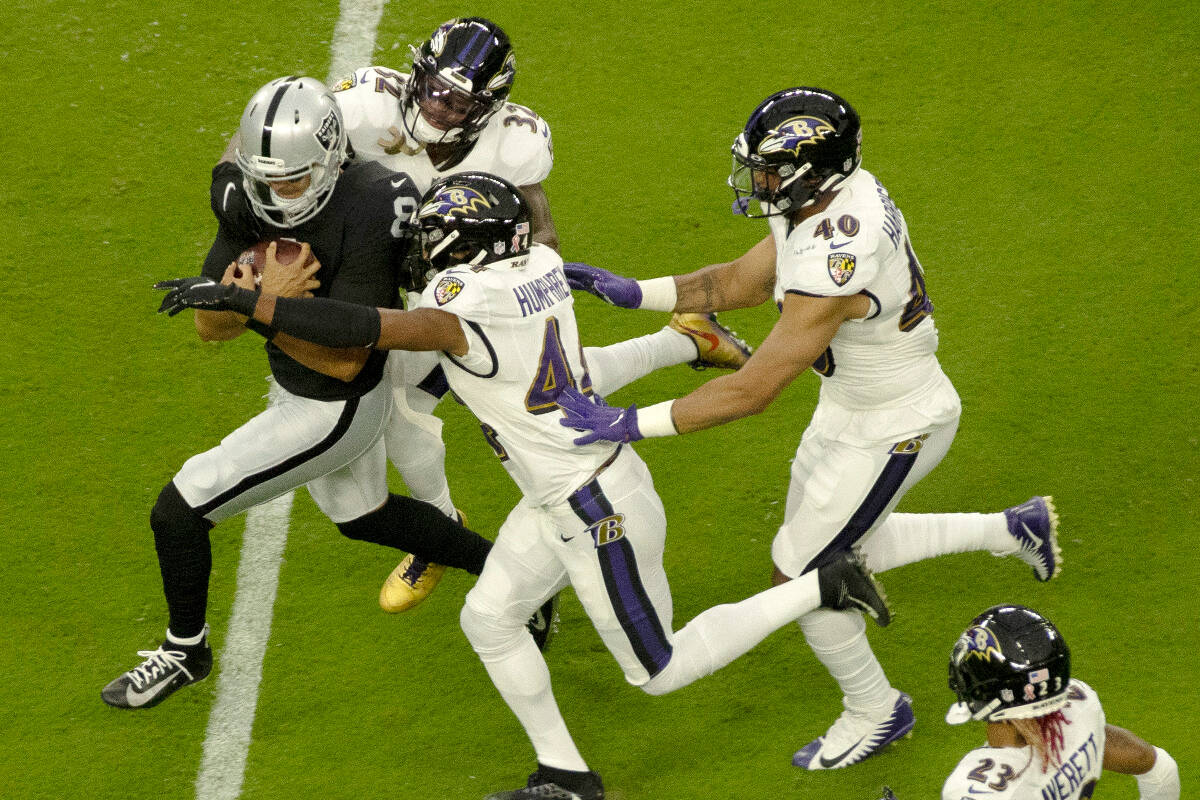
[800,446,920,574]
[455,27,490,79]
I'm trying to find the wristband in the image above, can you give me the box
[636,276,678,312]
[244,318,276,340]
[637,400,678,438]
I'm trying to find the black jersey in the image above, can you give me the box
[204,160,421,400]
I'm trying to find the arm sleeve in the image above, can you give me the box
[271,296,382,347]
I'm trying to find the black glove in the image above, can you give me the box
[155,277,256,317]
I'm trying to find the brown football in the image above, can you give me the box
[235,238,308,284]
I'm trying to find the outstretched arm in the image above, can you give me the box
[156,279,467,354]
[564,233,778,313]
[559,291,867,442]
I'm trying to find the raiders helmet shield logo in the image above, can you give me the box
[759,115,837,158]
[827,253,856,286]
[434,276,465,306]
[419,186,493,219]
[314,110,341,151]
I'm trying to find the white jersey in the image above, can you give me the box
[769,167,956,420]
[333,66,553,193]
[942,680,1106,800]
[419,245,619,506]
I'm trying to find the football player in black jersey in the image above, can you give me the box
[102,76,533,710]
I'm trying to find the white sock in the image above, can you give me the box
[1137,747,1180,800]
[166,627,205,646]
[585,327,696,397]
[798,608,893,716]
[643,573,822,694]
[862,512,1011,573]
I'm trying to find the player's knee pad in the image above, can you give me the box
[150,482,209,539]
[459,598,526,658]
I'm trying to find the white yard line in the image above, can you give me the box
[195,6,386,795]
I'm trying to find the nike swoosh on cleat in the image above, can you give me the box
[1019,521,1043,549]
[817,736,868,768]
[124,674,180,707]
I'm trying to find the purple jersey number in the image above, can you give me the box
[524,316,593,415]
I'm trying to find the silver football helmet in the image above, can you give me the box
[235,76,348,227]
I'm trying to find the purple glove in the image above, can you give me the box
[556,385,643,445]
[562,262,642,309]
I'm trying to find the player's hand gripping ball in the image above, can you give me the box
[234,238,308,285]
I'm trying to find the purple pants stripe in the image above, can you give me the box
[570,479,673,677]
[801,445,919,574]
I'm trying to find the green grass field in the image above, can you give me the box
[1,1,1196,798]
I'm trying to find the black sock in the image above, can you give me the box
[337,494,492,574]
[150,482,214,639]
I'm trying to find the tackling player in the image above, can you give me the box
[156,171,895,799]
[556,87,1063,769]
[940,605,1179,800]
[330,17,753,613]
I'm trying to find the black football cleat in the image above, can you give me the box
[483,765,604,800]
[102,625,213,709]
[816,549,892,626]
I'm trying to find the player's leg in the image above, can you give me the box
[378,352,461,610]
[309,437,492,576]
[102,381,390,709]
[852,415,1060,580]
[583,313,752,397]
[383,351,456,516]
[552,450,884,699]
[460,502,601,799]
[777,425,952,768]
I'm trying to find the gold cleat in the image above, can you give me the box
[669,312,753,370]
[379,556,447,612]
[378,509,465,612]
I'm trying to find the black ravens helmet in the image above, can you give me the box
[730,87,862,217]
[401,17,516,147]
[415,172,531,275]
[946,604,1071,724]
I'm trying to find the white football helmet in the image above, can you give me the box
[235,76,348,227]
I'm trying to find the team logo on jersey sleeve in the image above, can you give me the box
[434,275,465,305]
[759,115,836,158]
[827,253,856,286]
